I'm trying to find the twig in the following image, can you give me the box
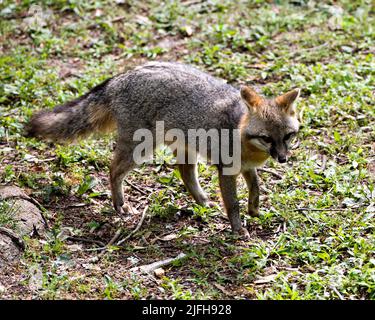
[117,205,149,246]
[61,203,89,209]
[125,179,148,196]
[130,252,186,274]
[87,205,149,258]
[258,168,283,180]
[85,246,108,252]
[182,0,202,6]
[106,229,123,247]
[111,15,126,23]
[0,227,25,250]
[290,207,348,223]
[96,228,123,259]
[66,236,105,247]
[330,286,345,300]
[36,157,57,163]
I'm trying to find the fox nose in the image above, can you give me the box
[278,155,287,163]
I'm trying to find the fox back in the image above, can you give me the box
[27,62,300,168]
[107,62,246,135]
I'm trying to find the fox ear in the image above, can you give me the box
[275,88,301,115]
[240,86,264,112]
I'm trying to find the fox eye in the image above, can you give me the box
[260,136,273,144]
[284,132,296,141]
[245,133,273,144]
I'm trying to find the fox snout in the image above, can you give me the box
[270,143,288,164]
[278,155,287,163]
[271,153,288,164]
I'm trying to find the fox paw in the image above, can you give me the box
[239,227,251,239]
[248,208,260,217]
[233,227,251,240]
[115,203,138,215]
[196,196,215,208]
[205,201,217,208]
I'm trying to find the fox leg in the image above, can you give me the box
[174,148,211,207]
[178,163,210,206]
[242,168,260,217]
[110,145,136,214]
[218,169,249,237]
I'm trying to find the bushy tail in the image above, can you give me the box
[26,78,116,142]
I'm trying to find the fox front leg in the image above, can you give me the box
[178,163,210,206]
[218,169,250,238]
[242,168,260,217]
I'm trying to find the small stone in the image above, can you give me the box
[154,268,165,278]
[182,25,193,36]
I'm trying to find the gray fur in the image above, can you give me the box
[106,62,245,137]
[27,61,301,236]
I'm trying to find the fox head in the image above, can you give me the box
[239,86,301,164]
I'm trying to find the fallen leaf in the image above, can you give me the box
[160,233,178,241]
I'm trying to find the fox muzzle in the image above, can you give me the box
[270,143,288,164]
[278,155,287,163]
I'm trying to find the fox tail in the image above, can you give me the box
[26,79,116,142]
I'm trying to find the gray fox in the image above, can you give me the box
[27,62,301,237]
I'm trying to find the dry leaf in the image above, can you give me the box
[160,234,178,241]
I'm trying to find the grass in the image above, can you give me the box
[0,200,19,231]
[0,0,374,299]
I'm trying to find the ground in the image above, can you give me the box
[0,0,374,299]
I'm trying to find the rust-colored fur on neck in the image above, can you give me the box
[239,113,270,167]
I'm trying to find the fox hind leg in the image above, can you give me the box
[110,145,136,214]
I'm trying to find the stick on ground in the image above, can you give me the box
[258,168,284,179]
[66,236,106,247]
[117,205,149,246]
[125,179,149,196]
[90,205,149,261]
[96,228,123,259]
[130,252,186,274]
